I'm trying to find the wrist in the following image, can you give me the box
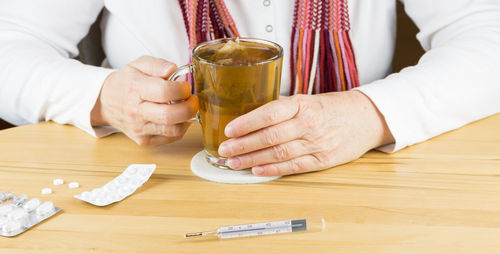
[349,90,394,148]
[90,93,107,126]
[90,72,115,127]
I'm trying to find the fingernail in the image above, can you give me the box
[252,166,265,176]
[228,157,241,169]
[225,124,235,137]
[160,62,174,77]
[218,143,230,156]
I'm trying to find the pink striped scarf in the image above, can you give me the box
[177,0,359,94]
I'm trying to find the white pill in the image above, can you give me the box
[0,192,6,201]
[68,182,79,189]
[2,221,21,233]
[139,167,150,176]
[23,198,41,212]
[53,179,64,186]
[117,177,127,184]
[0,217,8,226]
[117,188,128,197]
[95,197,107,205]
[107,193,119,202]
[130,178,141,186]
[127,167,137,175]
[0,205,13,216]
[91,188,105,196]
[82,195,95,203]
[110,180,120,188]
[8,209,27,220]
[103,184,113,191]
[81,191,92,200]
[138,174,149,182]
[36,201,54,216]
[41,188,52,195]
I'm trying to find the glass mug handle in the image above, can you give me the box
[166,64,199,123]
[166,64,193,104]
[167,64,193,82]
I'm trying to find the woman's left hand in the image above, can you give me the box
[218,90,394,176]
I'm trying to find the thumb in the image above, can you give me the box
[128,55,177,79]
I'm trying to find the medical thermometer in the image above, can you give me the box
[184,217,325,239]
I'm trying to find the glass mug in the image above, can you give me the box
[169,38,283,169]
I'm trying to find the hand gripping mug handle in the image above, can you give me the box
[166,64,193,104]
[167,64,199,123]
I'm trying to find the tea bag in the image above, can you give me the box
[211,39,249,65]
[217,39,244,54]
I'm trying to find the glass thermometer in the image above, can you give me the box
[184,217,325,239]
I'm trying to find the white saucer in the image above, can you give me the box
[190,151,281,184]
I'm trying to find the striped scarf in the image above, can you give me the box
[177,0,359,94]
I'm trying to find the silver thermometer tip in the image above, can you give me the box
[184,232,203,238]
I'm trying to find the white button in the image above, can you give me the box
[265,25,273,32]
[263,0,271,7]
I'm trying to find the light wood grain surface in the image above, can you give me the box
[0,114,499,254]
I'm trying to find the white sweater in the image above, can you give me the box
[0,0,499,152]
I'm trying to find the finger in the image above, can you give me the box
[147,135,183,146]
[227,139,312,170]
[224,98,298,138]
[218,118,304,157]
[128,55,177,78]
[122,132,166,147]
[139,95,198,125]
[251,155,326,176]
[142,122,191,137]
[133,135,181,147]
[131,72,191,103]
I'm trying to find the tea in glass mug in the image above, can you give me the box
[169,38,283,168]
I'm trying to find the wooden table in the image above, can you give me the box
[0,114,499,253]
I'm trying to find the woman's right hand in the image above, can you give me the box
[91,56,198,146]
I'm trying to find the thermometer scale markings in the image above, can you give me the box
[221,225,290,234]
[219,219,307,238]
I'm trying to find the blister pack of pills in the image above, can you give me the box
[0,191,61,237]
[74,164,156,206]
